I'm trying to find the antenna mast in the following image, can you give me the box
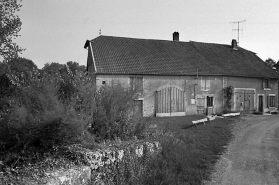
[230,20,246,44]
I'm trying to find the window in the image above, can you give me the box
[130,76,143,94]
[201,77,210,91]
[263,78,271,89]
[268,95,276,107]
[207,96,213,107]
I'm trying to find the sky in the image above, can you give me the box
[15,0,279,69]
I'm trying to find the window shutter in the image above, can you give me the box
[201,77,205,90]
[262,79,264,89]
[266,95,269,108]
[270,79,272,89]
[206,79,210,90]
[276,95,278,108]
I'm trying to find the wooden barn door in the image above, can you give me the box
[244,90,254,114]
[155,86,185,117]
[235,89,255,113]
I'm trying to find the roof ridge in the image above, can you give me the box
[91,35,191,43]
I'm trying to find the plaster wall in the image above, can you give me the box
[94,74,278,116]
[142,75,224,116]
[95,74,130,88]
[227,76,278,111]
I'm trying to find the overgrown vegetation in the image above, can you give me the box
[223,85,234,113]
[0,60,146,184]
[142,116,238,185]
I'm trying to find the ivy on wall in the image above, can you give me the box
[223,85,234,111]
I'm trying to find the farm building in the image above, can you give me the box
[84,32,279,117]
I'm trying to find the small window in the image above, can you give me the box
[207,96,213,107]
[263,79,271,89]
[201,77,210,91]
[130,76,143,94]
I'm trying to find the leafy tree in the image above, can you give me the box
[66,61,86,74]
[264,58,276,67]
[8,57,37,72]
[273,61,279,71]
[0,0,24,62]
[42,62,66,74]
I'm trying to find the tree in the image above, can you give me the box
[264,58,276,68]
[42,62,66,74]
[0,0,24,62]
[66,61,86,74]
[273,61,279,73]
[8,57,37,73]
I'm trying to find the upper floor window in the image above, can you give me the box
[130,76,143,94]
[201,77,210,91]
[263,78,271,89]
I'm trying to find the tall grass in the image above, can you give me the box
[142,116,237,185]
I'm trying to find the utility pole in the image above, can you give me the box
[230,20,246,44]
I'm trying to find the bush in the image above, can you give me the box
[0,64,146,153]
[0,68,93,151]
[91,82,146,142]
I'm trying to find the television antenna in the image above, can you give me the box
[230,20,246,44]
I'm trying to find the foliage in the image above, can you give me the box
[223,85,234,112]
[0,59,148,185]
[273,61,279,73]
[141,116,237,184]
[264,58,276,68]
[42,62,66,74]
[0,0,24,61]
[42,62,86,75]
[66,61,86,74]
[92,82,145,142]
[0,60,146,157]
[8,57,37,72]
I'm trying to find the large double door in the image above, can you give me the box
[235,89,255,114]
[155,85,185,117]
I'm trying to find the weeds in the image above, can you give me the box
[0,62,146,171]
[143,116,237,184]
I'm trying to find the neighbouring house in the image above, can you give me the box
[84,32,279,117]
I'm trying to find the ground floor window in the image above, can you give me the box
[269,95,276,107]
[207,96,213,107]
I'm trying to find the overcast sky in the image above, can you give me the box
[15,0,279,69]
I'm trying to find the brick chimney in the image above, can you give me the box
[231,39,237,49]
[173,32,179,41]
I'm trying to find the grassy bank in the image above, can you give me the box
[143,115,239,185]
[0,115,239,184]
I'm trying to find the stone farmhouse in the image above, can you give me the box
[84,32,279,117]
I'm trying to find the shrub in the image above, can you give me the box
[0,67,94,152]
[0,64,147,152]
[91,82,146,142]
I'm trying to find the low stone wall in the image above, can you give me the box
[45,141,162,185]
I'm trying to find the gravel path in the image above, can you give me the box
[204,115,279,185]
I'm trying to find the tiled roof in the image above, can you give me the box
[86,35,279,78]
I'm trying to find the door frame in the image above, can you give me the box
[258,94,264,112]
[155,84,185,117]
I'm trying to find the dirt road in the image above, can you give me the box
[206,115,279,185]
